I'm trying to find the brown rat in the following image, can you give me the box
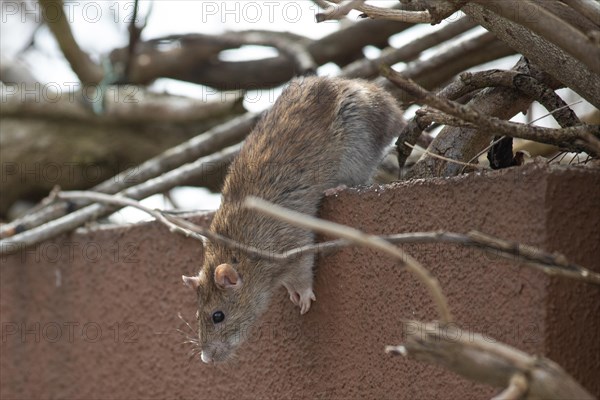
[182,76,402,363]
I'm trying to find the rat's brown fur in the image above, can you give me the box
[184,76,403,363]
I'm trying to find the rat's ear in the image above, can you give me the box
[214,263,242,290]
[182,274,202,289]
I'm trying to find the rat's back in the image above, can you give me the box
[211,76,401,250]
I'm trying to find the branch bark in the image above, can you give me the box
[110,20,412,89]
[0,83,246,218]
[560,0,600,26]
[320,0,433,23]
[245,196,453,324]
[0,113,258,238]
[396,68,581,169]
[458,1,600,109]
[382,66,599,154]
[0,144,241,255]
[341,16,477,79]
[386,321,595,400]
[406,58,565,178]
[470,0,599,75]
[38,0,103,84]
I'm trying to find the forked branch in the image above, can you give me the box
[386,320,594,400]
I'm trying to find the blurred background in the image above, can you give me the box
[1,0,596,225]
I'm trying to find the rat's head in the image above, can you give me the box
[182,259,271,364]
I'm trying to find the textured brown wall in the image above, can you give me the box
[1,163,599,399]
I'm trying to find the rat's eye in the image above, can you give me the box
[212,311,225,324]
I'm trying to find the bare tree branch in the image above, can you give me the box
[244,196,453,324]
[0,83,243,123]
[341,16,477,79]
[399,0,464,23]
[386,321,595,400]
[0,144,241,255]
[382,66,599,155]
[439,70,580,128]
[38,0,103,84]
[52,190,283,262]
[491,374,528,400]
[396,67,581,169]
[459,1,600,109]
[560,0,600,26]
[284,230,600,285]
[322,0,433,23]
[0,113,259,239]
[315,0,366,22]
[378,31,515,103]
[470,0,599,75]
[407,59,559,178]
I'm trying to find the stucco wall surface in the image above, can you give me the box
[1,163,599,399]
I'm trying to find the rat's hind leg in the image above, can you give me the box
[281,256,316,315]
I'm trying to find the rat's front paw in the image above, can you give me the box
[289,288,316,315]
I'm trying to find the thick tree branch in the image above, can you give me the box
[0,113,259,239]
[399,0,464,23]
[470,0,599,75]
[0,144,240,255]
[341,16,477,79]
[458,1,600,109]
[386,321,595,400]
[0,83,243,123]
[382,66,599,155]
[397,68,580,169]
[378,31,515,103]
[110,20,412,89]
[560,0,600,26]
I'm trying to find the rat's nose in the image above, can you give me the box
[200,351,213,364]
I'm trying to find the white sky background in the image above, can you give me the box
[1,1,594,223]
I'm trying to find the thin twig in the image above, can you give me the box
[0,144,241,256]
[381,66,600,155]
[404,142,483,170]
[123,0,149,81]
[315,0,366,22]
[53,191,280,262]
[244,196,453,323]
[461,100,584,173]
[55,191,205,241]
[15,190,600,287]
[283,231,600,285]
[491,373,528,400]
[38,0,103,84]
[323,0,433,23]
